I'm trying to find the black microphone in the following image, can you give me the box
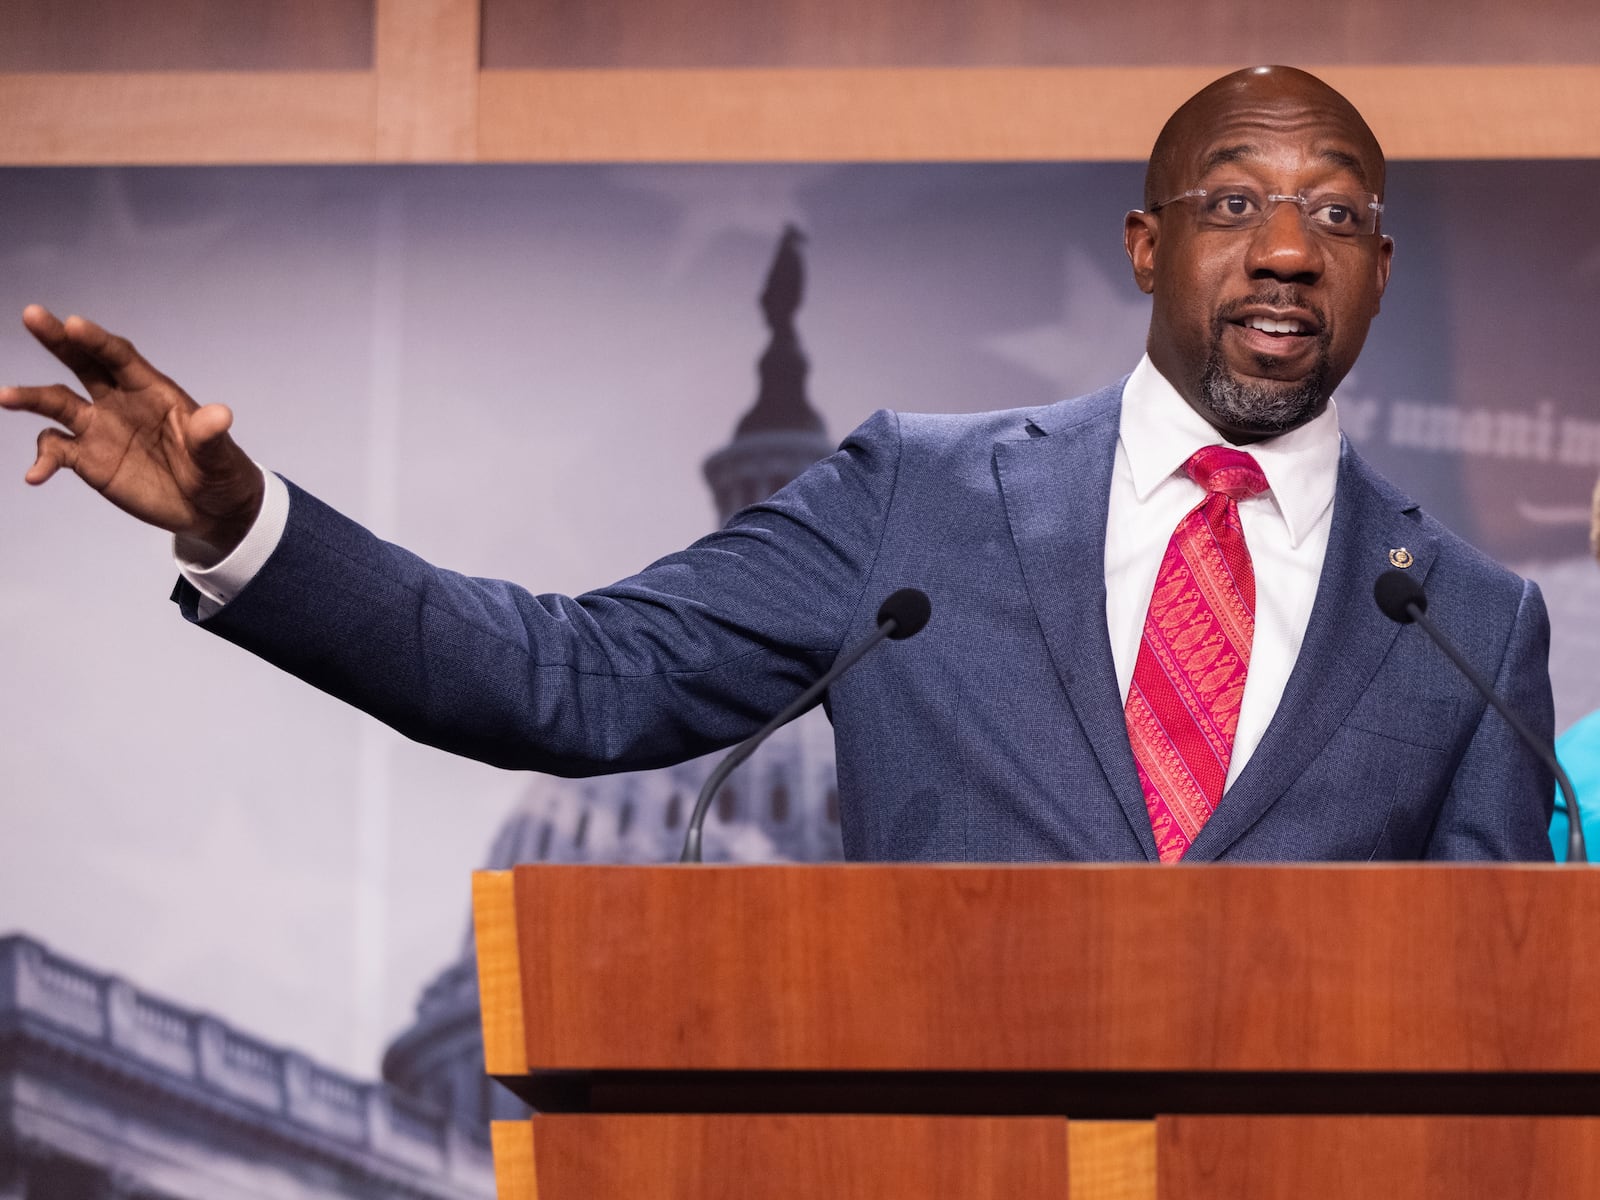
[1374,569,1586,863]
[679,588,932,863]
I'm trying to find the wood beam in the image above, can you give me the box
[374,0,480,161]
[477,65,1600,162]
[1,63,1596,165]
[0,72,374,165]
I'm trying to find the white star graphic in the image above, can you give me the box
[982,246,1149,397]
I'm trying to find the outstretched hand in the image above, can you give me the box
[1,306,264,557]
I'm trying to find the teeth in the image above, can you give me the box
[1245,316,1304,335]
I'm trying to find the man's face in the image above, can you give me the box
[1125,71,1394,443]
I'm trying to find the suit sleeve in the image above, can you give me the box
[1423,577,1557,861]
[172,409,905,776]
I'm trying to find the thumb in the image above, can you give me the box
[180,402,263,542]
[184,403,238,469]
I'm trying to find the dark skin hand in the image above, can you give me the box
[0,305,264,558]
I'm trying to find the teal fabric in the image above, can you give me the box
[1551,708,1600,861]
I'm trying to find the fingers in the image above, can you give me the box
[62,313,163,393]
[0,382,93,432]
[26,427,77,486]
[22,305,115,397]
[21,305,162,398]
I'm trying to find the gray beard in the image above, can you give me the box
[1199,337,1331,437]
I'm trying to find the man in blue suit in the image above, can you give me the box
[0,66,1555,861]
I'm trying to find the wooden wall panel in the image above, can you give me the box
[374,0,479,160]
[6,63,1597,165]
[0,72,375,165]
[2,10,1597,189]
[476,66,1207,162]
[1332,65,1600,160]
[0,0,372,72]
[480,0,1600,69]
[475,65,1600,162]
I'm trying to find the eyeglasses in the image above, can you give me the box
[1150,185,1384,238]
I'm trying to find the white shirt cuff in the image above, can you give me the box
[174,468,290,616]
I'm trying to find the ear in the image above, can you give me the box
[1124,210,1159,295]
[1372,234,1395,311]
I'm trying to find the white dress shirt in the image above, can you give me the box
[179,360,1342,789]
[1108,355,1340,787]
[176,467,290,616]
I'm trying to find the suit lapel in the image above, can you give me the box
[993,387,1159,860]
[1184,442,1437,861]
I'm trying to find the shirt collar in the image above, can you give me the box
[1119,354,1341,548]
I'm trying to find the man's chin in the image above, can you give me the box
[1199,360,1329,438]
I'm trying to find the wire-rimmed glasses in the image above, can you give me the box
[1150,185,1384,238]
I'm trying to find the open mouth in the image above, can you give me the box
[1226,311,1322,362]
[1240,315,1309,337]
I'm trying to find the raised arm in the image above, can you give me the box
[1,306,264,558]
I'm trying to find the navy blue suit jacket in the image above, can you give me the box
[181,383,1556,861]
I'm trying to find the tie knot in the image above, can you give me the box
[1184,445,1269,500]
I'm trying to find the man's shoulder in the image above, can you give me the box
[878,379,1126,451]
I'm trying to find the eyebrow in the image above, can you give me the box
[1198,145,1257,175]
[1198,144,1374,190]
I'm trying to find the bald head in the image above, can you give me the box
[1144,66,1386,211]
[1124,64,1394,442]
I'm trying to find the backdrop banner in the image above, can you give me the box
[2,161,1597,1194]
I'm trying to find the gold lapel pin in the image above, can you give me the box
[1389,547,1414,569]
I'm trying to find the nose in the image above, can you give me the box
[1244,200,1324,283]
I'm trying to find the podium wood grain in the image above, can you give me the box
[476,866,1600,1197]
[473,871,528,1077]
[494,1115,1071,1199]
[1158,1116,1600,1198]
[482,864,1600,1074]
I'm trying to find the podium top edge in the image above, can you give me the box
[472,861,1580,881]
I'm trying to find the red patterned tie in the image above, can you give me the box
[1124,446,1270,863]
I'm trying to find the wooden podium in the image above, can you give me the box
[472,865,1600,1198]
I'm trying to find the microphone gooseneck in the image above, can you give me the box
[679,588,933,863]
[1372,569,1586,863]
